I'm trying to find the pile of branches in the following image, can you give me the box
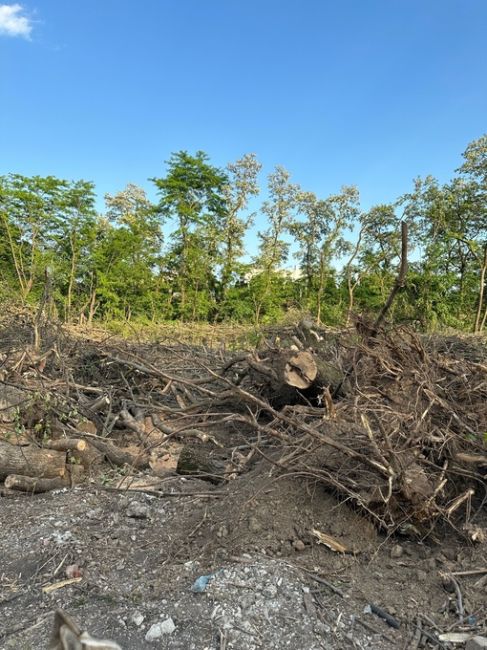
[239,324,487,535]
[0,308,486,537]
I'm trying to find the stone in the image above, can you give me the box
[216,524,229,538]
[145,618,176,640]
[466,637,487,649]
[130,611,144,627]
[248,516,262,533]
[390,544,404,559]
[293,539,305,552]
[126,501,150,519]
[263,584,278,598]
[416,569,428,582]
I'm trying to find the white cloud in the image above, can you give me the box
[0,4,32,38]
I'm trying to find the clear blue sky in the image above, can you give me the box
[1,0,487,253]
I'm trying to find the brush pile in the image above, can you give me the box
[0,308,486,539]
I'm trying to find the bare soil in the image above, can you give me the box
[1,463,486,649]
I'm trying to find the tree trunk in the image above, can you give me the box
[0,440,66,480]
[474,244,487,333]
[4,465,84,493]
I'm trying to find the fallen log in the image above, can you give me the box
[45,438,87,453]
[75,432,150,469]
[0,439,66,480]
[4,465,84,493]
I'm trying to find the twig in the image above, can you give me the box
[307,573,346,598]
[449,575,464,624]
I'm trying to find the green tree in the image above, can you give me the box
[0,174,66,301]
[152,151,228,320]
[90,184,161,321]
[292,186,359,323]
[251,166,297,323]
[50,180,97,321]
[458,134,487,331]
[219,154,261,306]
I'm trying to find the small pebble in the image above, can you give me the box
[126,501,150,519]
[145,618,176,640]
[293,539,305,552]
[390,544,404,559]
[416,569,428,582]
[248,516,262,533]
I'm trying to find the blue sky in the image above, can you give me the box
[1,1,487,256]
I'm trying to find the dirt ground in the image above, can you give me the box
[1,464,486,649]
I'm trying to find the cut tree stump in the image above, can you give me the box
[247,349,346,408]
[0,439,66,480]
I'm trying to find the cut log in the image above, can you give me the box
[246,349,346,408]
[45,438,87,453]
[4,465,84,493]
[76,432,150,469]
[176,444,227,483]
[0,439,65,480]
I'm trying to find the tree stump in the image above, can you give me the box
[247,349,346,408]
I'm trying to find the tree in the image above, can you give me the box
[292,186,359,323]
[220,154,261,302]
[458,134,487,331]
[0,174,66,301]
[50,180,97,321]
[90,184,162,321]
[151,152,228,320]
[401,167,487,331]
[251,166,298,324]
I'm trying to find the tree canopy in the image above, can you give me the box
[1,135,486,331]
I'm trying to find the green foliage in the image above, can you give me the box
[1,137,487,332]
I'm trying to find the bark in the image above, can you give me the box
[76,433,150,469]
[0,440,66,480]
[4,465,84,493]
[45,438,87,452]
[474,243,487,333]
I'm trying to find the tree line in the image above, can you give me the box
[1,135,486,331]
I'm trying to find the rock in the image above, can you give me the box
[416,569,428,582]
[293,539,305,552]
[466,637,487,649]
[126,501,150,519]
[145,618,176,640]
[248,516,262,533]
[131,611,144,627]
[216,524,229,538]
[390,544,404,559]
[159,618,176,634]
[263,584,278,598]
